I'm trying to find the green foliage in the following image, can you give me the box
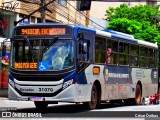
[105,4,160,44]
[105,4,159,23]
[107,18,142,34]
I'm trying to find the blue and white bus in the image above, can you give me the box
[8,23,158,110]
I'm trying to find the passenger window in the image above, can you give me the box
[148,48,156,68]
[119,42,129,65]
[130,44,139,67]
[94,36,106,63]
[107,39,118,64]
[139,46,147,67]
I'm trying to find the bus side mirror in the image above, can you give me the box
[79,42,87,54]
[2,45,6,57]
[79,41,90,54]
[82,42,87,54]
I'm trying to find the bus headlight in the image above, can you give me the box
[9,79,15,88]
[63,79,73,89]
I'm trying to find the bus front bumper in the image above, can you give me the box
[8,84,91,103]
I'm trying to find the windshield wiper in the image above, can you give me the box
[42,36,58,53]
[24,36,34,53]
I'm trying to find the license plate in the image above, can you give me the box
[31,96,43,101]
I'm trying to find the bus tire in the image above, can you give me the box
[83,84,98,110]
[34,101,48,110]
[135,84,142,105]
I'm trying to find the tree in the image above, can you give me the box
[105,4,160,45]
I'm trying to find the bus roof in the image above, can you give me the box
[96,29,158,49]
[15,23,158,49]
[16,22,68,27]
[104,29,134,39]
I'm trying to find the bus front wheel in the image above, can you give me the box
[83,84,98,110]
[34,101,48,110]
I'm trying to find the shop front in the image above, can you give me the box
[0,11,15,97]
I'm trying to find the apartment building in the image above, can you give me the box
[0,0,90,38]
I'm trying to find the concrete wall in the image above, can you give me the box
[89,16,108,30]
[89,2,146,29]
[90,2,147,19]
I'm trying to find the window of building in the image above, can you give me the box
[37,18,41,23]
[77,0,91,11]
[107,39,118,64]
[30,16,35,23]
[56,0,67,7]
[94,36,106,63]
[19,14,29,23]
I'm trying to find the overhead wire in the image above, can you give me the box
[16,0,105,29]
[53,2,85,26]
[66,0,105,29]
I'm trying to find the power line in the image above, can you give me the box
[16,0,40,5]
[54,2,85,26]
[16,0,105,29]
[66,0,105,29]
[50,4,84,26]
[14,0,55,25]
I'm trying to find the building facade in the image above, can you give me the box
[0,0,90,38]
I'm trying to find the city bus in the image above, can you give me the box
[8,23,158,110]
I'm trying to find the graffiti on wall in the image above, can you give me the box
[0,1,19,12]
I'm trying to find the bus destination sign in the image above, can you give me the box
[19,28,66,35]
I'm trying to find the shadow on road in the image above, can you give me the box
[11,102,138,117]
[15,102,130,113]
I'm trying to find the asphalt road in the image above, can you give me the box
[0,97,160,119]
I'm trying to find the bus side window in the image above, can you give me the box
[130,44,138,67]
[119,42,129,65]
[140,46,147,67]
[107,39,118,65]
[78,40,89,61]
[148,48,156,68]
[94,36,106,63]
[106,48,112,64]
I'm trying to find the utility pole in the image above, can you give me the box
[14,0,54,26]
[40,0,46,22]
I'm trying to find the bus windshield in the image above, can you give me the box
[11,38,74,71]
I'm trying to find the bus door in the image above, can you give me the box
[77,32,90,83]
[77,33,90,63]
